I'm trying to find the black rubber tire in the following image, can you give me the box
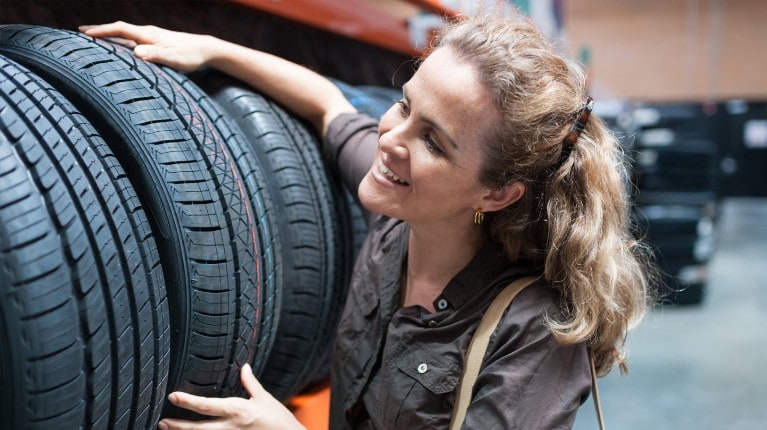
[161,68,282,380]
[0,25,262,407]
[0,55,169,429]
[264,91,356,397]
[194,71,354,400]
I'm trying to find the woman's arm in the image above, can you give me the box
[81,21,355,137]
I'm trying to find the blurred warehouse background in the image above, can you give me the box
[2,1,766,429]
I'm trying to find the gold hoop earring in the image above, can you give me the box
[474,208,484,225]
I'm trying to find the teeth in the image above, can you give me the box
[379,160,409,185]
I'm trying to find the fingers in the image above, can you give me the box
[79,22,207,71]
[240,363,265,399]
[78,21,155,44]
[103,37,139,49]
[166,391,239,418]
[158,417,226,430]
[160,369,299,430]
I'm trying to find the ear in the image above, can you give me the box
[479,181,525,212]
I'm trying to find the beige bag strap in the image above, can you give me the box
[449,275,538,430]
[590,350,606,430]
[448,275,606,430]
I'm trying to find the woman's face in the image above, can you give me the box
[358,46,502,228]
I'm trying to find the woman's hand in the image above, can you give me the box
[81,20,354,137]
[157,364,306,430]
[79,21,218,72]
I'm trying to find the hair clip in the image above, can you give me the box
[558,97,594,164]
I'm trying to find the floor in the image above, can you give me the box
[573,198,767,430]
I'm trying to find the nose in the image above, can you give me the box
[378,121,410,160]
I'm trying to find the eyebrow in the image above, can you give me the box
[402,85,459,150]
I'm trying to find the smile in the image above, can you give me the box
[378,160,410,186]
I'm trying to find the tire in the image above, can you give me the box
[194,71,353,400]
[161,68,282,379]
[356,85,401,114]
[330,78,400,120]
[265,91,356,397]
[0,25,262,408]
[0,55,169,429]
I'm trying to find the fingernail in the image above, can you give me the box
[167,392,177,404]
[243,363,252,373]
[158,420,168,430]
[134,46,146,57]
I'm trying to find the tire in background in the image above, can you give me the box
[0,25,262,411]
[194,71,354,400]
[0,55,169,429]
[265,89,356,395]
[330,78,401,120]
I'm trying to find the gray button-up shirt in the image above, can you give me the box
[324,113,591,429]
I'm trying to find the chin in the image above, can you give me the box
[358,174,395,218]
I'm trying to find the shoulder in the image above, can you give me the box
[508,278,562,322]
[361,215,406,249]
[353,215,407,272]
[489,277,575,354]
[490,275,562,324]
[482,277,591,396]
[324,112,379,144]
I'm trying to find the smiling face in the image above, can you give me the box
[357,46,503,228]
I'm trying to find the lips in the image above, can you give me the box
[378,159,409,186]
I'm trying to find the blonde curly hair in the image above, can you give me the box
[434,16,656,375]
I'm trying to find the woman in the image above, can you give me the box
[83,15,653,429]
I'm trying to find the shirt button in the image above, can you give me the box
[437,298,449,311]
[417,363,428,374]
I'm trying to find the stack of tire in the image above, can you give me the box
[631,103,720,305]
[0,25,368,429]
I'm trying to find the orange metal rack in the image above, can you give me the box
[230,0,460,56]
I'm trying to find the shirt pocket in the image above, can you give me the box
[394,345,461,427]
[397,347,460,394]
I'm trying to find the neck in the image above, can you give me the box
[401,222,488,310]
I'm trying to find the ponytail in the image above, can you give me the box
[544,116,655,375]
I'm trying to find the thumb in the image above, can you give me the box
[241,363,265,399]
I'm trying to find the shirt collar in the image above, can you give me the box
[378,217,536,311]
[439,240,535,310]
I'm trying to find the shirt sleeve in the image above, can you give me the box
[322,112,379,196]
[460,286,592,430]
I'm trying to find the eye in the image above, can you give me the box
[424,133,444,156]
[397,100,444,156]
[396,99,410,117]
